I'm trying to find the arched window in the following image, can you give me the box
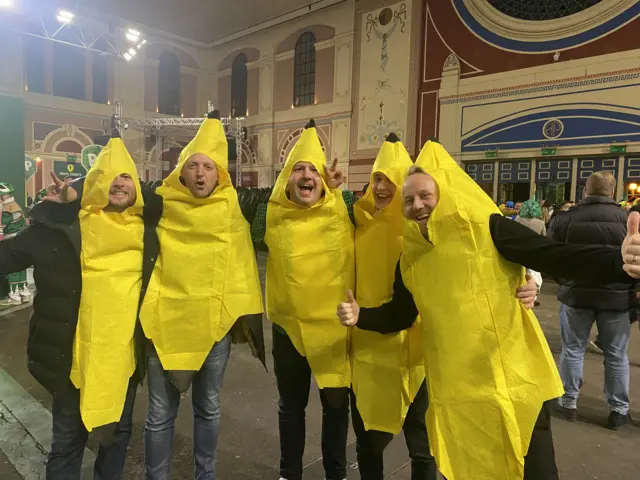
[293,32,316,107]
[158,51,181,116]
[231,54,248,118]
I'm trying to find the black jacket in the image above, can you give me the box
[0,200,149,396]
[358,214,631,333]
[547,196,632,312]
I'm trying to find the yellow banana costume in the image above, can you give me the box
[139,113,263,371]
[70,137,144,431]
[265,121,354,389]
[352,134,425,434]
[400,141,563,480]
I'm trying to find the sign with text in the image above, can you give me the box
[610,144,627,154]
[53,161,84,180]
[25,155,38,181]
[485,150,498,159]
[81,145,104,172]
[541,147,557,156]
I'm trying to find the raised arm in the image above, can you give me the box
[490,213,630,285]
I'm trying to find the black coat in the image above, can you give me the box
[547,195,633,311]
[0,201,150,395]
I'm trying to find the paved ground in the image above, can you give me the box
[0,257,638,479]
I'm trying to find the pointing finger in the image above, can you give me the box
[50,171,64,188]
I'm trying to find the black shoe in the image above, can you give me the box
[607,411,631,431]
[552,402,577,422]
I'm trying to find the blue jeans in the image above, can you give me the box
[47,377,137,480]
[559,305,630,414]
[144,334,231,480]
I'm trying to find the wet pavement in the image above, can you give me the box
[0,255,639,479]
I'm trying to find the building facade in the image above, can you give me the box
[418,0,640,203]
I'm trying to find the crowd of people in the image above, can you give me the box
[0,112,639,480]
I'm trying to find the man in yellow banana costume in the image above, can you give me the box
[0,132,145,479]
[338,141,634,480]
[350,133,436,480]
[138,110,264,479]
[251,119,354,480]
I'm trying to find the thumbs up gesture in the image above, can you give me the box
[325,157,346,190]
[622,212,640,279]
[337,290,360,327]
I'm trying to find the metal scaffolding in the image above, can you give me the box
[113,102,245,185]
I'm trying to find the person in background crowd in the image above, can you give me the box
[516,199,546,236]
[542,199,554,227]
[0,135,144,480]
[252,119,353,480]
[351,132,436,480]
[337,141,633,480]
[500,200,518,219]
[547,171,633,430]
[0,183,32,306]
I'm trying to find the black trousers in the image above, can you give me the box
[351,381,437,480]
[272,325,350,480]
[523,401,559,480]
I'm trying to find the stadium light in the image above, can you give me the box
[57,10,74,23]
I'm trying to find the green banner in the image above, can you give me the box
[81,144,103,172]
[25,155,37,181]
[53,161,84,180]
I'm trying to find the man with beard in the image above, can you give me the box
[338,141,633,480]
[0,134,145,479]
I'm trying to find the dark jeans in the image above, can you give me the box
[272,325,349,480]
[144,334,231,480]
[351,381,437,480]
[47,377,137,480]
[523,401,559,480]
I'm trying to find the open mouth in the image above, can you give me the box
[375,192,390,200]
[297,184,314,195]
[195,180,206,189]
[416,213,430,222]
[110,191,128,197]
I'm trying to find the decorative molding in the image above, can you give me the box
[440,68,640,105]
[454,0,640,53]
[442,54,460,74]
[275,50,296,62]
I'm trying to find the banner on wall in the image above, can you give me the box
[25,155,37,181]
[81,145,104,172]
[53,161,84,180]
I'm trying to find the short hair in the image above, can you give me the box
[585,171,616,197]
[407,165,426,177]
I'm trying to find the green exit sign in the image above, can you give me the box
[610,144,627,154]
[541,147,557,156]
[485,150,498,159]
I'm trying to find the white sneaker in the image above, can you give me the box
[8,292,22,305]
[19,287,32,303]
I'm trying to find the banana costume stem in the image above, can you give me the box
[352,133,425,435]
[71,135,144,434]
[265,119,355,389]
[139,110,263,387]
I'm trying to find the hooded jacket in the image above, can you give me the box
[0,146,149,398]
